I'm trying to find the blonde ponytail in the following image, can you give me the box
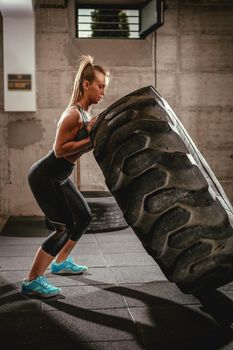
[68,54,108,107]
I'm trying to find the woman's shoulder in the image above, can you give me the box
[57,105,82,128]
[64,105,81,115]
[62,105,82,121]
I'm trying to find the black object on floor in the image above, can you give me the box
[82,190,128,233]
[44,190,129,233]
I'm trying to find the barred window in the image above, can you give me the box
[76,1,165,39]
[77,8,140,39]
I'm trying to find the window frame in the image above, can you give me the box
[75,1,165,40]
[75,2,143,40]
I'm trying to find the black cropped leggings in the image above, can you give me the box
[28,151,92,257]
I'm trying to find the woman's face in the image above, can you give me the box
[84,71,107,105]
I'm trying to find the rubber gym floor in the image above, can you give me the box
[0,216,233,350]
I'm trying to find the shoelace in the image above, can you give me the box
[66,257,73,262]
[36,276,50,287]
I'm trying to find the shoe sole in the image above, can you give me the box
[51,269,88,275]
[22,290,61,298]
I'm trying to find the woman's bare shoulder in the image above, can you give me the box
[64,105,81,119]
[58,105,82,128]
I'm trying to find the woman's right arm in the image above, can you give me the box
[53,108,92,158]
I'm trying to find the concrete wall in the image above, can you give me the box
[0,0,155,216]
[1,0,233,217]
[156,0,233,204]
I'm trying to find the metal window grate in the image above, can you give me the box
[77,8,140,39]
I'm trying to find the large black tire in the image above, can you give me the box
[81,191,128,233]
[90,85,233,294]
[44,191,128,233]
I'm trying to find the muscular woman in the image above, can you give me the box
[22,55,109,298]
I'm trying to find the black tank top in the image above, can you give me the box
[75,105,90,141]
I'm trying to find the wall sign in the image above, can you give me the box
[8,74,32,90]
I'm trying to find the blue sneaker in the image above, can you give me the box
[51,256,88,275]
[21,275,61,298]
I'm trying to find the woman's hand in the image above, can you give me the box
[87,115,98,133]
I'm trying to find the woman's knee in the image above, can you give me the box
[70,210,92,241]
[85,209,92,227]
[41,221,69,256]
[80,206,92,228]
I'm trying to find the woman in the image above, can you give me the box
[22,55,109,298]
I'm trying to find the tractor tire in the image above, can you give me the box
[89,85,233,294]
[81,191,128,233]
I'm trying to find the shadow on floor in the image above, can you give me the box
[0,274,233,350]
